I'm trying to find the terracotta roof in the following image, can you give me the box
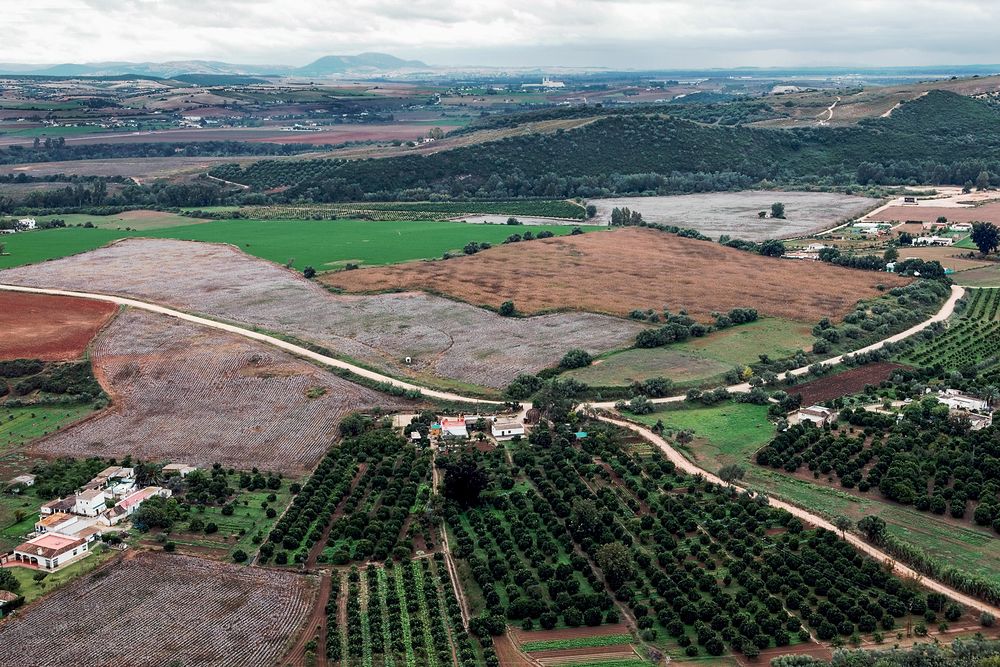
[14,533,85,560]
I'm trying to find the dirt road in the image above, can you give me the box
[597,415,1000,618]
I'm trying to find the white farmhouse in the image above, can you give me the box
[491,421,525,441]
[936,389,990,412]
[73,488,109,517]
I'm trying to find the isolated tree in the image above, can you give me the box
[560,349,593,369]
[971,222,1000,255]
[303,266,316,279]
[595,542,633,589]
[506,217,521,226]
[758,210,767,219]
[498,300,516,317]
[858,515,887,542]
[833,515,852,538]
[976,170,992,191]
[585,204,597,218]
[718,464,746,486]
[442,456,488,507]
[771,202,786,219]
[759,239,786,257]
[883,246,899,262]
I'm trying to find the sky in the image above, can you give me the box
[4,0,1000,69]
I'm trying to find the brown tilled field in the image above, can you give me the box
[0,239,642,389]
[791,362,909,405]
[31,308,401,474]
[324,228,910,323]
[0,291,116,361]
[0,552,317,667]
[870,200,1000,224]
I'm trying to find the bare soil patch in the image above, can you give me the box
[0,552,318,667]
[0,291,116,361]
[870,200,1000,225]
[589,191,877,240]
[30,309,401,474]
[791,362,909,405]
[0,238,641,389]
[325,228,910,323]
[494,633,534,667]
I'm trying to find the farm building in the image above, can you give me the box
[491,421,525,441]
[955,410,993,431]
[921,221,946,231]
[162,463,197,478]
[9,533,90,571]
[794,405,837,427]
[949,222,973,232]
[7,474,35,488]
[34,513,83,535]
[0,590,22,617]
[912,236,954,246]
[98,486,171,527]
[40,497,74,516]
[16,218,36,230]
[73,488,109,517]
[439,418,468,439]
[936,389,990,412]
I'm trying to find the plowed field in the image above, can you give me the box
[30,309,402,474]
[325,227,910,322]
[0,291,116,361]
[0,552,318,667]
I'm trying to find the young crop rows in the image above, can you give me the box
[0,552,318,667]
[332,558,475,667]
[452,422,969,661]
[904,288,1000,382]
[264,427,434,566]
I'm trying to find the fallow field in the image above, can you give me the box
[0,238,642,390]
[31,309,402,474]
[588,191,877,240]
[0,552,318,667]
[0,291,116,361]
[325,227,910,322]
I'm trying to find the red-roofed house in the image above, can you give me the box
[11,533,89,571]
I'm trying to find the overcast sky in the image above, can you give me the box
[5,0,1000,68]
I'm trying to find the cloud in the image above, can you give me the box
[3,0,1000,68]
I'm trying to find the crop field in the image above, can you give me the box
[954,265,1000,287]
[325,227,907,323]
[0,239,642,390]
[0,291,116,361]
[564,319,813,387]
[786,362,910,405]
[633,402,775,469]
[0,217,585,271]
[897,246,992,273]
[0,552,318,667]
[0,403,97,450]
[328,559,471,667]
[868,200,1000,224]
[455,420,968,661]
[31,309,402,475]
[34,209,210,230]
[229,199,586,221]
[902,288,1000,382]
[587,192,877,240]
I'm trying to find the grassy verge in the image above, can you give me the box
[0,403,98,450]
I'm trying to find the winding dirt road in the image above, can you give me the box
[0,281,988,616]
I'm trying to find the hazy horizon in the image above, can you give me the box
[7,1,1000,70]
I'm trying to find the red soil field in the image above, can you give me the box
[0,291,116,361]
[325,227,911,323]
[791,362,908,405]
[872,201,1000,224]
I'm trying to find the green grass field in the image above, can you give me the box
[33,211,206,231]
[633,402,774,470]
[521,635,633,652]
[0,403,97,450]
[566,319,813,387]
[0,218,589,271]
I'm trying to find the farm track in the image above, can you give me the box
[0,282,990,618]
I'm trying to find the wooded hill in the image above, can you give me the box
[210,91,1000,201]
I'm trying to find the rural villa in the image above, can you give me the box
[1,464,184,572]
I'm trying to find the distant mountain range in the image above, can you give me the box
[0,53,431,78]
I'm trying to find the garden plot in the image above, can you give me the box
[588,191,877,240]
[30,309,401,475]
[0,238,642,389]
[0,552,317,667]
